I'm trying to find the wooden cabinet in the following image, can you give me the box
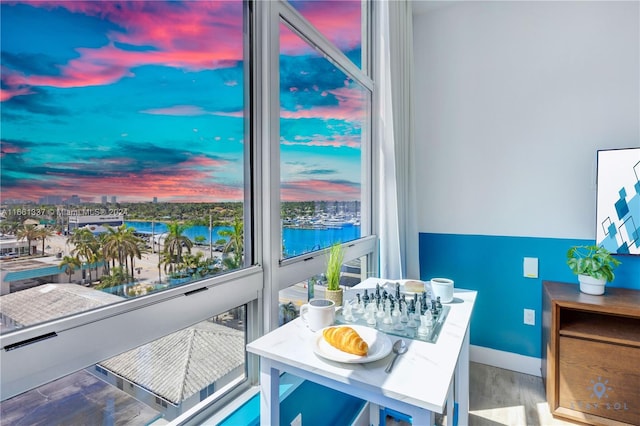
[542,281,640,425]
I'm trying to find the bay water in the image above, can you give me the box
[126,221,361,257]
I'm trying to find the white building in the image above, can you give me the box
[0,237,30,258]
[67,214,124,233]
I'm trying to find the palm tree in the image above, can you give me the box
[129,239,148,280]
[16,224,39,255]
[96,266,131,290]
[69,228,99,283]
[36,227,55,256]
[97,233,111,276]
[59,255,81,282]
[0,221,18,237]
[162,221,193,273]
[88,248,104,284]
[218,216,243,270]
[102,224,143,278]
[182,251,206,277]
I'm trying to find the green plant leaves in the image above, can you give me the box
[326,243,344,290]
[566,245,622,283]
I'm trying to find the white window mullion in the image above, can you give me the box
[272,0,377,304]
[259,0,285,333]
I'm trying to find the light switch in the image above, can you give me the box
[523,257,538,278]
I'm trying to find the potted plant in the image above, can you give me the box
[325,243,344,306]
[566,245,621,295]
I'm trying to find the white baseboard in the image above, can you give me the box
[470,345,542,377]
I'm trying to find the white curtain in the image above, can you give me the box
[377,0,419,280]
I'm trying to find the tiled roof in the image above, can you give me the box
[0,283,123,328]
[0,285,245,405]
[100,321,244,404]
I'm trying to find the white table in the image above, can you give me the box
[246,278,477,426]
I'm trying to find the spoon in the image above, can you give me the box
[385,339,407,373]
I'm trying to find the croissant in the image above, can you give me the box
[323,326,369,356]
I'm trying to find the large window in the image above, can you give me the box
[0,0,259,407]
[268,1,375,334]
[279,22,368,259]
[0,0,248,317]
[1,0,376,422]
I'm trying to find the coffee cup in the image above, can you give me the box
[300,299,335,331]
[430,278,454,303]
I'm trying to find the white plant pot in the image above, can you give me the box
[578,274,606,295]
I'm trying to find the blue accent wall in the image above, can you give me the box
[419,233,640,358]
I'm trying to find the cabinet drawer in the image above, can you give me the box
[559,336,640,425]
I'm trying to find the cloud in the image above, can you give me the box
[0,87,34,102]
[0,137,242,202]
[280,115,362,150]
[140,104,244,118]
[282,178,360,202]
[141,105,213,116]
[283,161,337,177]
[0,1,364,204]
[1,51,62,77]
[1,86,70,115]
[0,139,30,155]
[278,53,366,151]
[281,86,366,121]
[298,168,337,176]
[285,1,361,54]
[1,1,244,99]
[278,54,367,142]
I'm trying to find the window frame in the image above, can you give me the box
[0,0,261,405]
[261,0,376,332]
[0,1,379,421]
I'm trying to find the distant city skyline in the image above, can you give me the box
[0,1,364,204]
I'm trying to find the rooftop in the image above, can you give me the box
[101,321,244,404]
[1,284,245,406]
[0,283,122,332]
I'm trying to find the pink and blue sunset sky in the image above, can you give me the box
[0,0,364,203]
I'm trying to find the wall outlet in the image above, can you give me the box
[524,309,535,326]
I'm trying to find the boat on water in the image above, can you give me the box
[283,213,360,230]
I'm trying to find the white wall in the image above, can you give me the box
[412,0,639,239]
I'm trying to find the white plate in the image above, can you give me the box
[383,280,428,295]
[313,325,393,363]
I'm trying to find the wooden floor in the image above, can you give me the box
[385,362,577,426]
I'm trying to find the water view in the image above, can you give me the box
[125,220,361,258]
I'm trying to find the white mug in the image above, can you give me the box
[300,299,335,331]
[430,278,454,303]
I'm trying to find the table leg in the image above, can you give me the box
[406,405,434,426]
[447,375,454,425]
[260,359,280,425]
[369,402,380,426]
[455,323,470,426]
